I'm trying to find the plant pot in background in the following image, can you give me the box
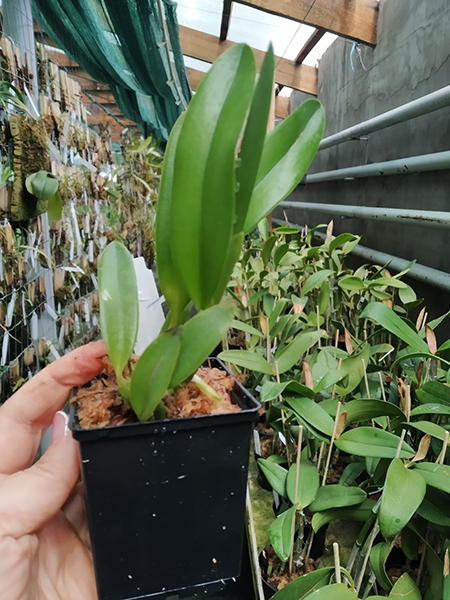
[70,358,261,600]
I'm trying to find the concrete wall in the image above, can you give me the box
[278,0,450,322]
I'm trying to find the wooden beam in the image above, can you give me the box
[295,27,326,64]
[233,0,378,45]
[179,25,317,95]
[187,67,290,119]
[220,0,234,41]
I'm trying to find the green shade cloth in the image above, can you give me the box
[32,0,191,140]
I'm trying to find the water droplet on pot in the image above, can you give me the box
[178,475,186,480]
[161,426,167,432]
[128,575,133,580]
[229,450,233,455]
[153,450,158,456]
[222,526,227,531]
[152,514,156,517]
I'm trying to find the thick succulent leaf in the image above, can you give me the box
[258,458,288,497]
[418,488,450,526]
[235,44,274,232]
[271,567,333,600]
[269,506,297,562]
[99,242,138,393]
[171,44,255,308]
[303,584,357,599]
[25,170,58,200]
[155,113,189,325]
[130,329,181,421]
[308,485,367,512]
[335,428,415,459]
[170,304,234,387]
[361,302,428,353]
[380,459,426,538]
[218,349,274,374]
[370,542,393,592]
[389,573,421,599]
[244,99,325,233]
[312,499,376,532]
[286,460,320,508]
[416,381,450,405]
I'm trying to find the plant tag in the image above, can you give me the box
[44,303,58,321]
[253,430,261,456]
[30,311,38,341]
[85,212,90,238]
[70,200,82,257]
[88,240,94,263]
[1,332,9,367]
[84,300,90,323]
[278,432,287,446]
[46,340,61,360]
[74,313,80,334]
[6,290,16,327]
[0,247,3,281]
[133,257,165,356]
[90,273,98,289]
[22,291,26,325]
[71,273,79,289]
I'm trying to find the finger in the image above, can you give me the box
[0,412,80,538]
[0,341,106,474]
[63,482,91,550]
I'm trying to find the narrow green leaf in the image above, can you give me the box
[338,276,366,292]
[418,488,450,526]
[231,319,264,338]
[155,113,189,325]
[380,459,426,538]
[308,485,367,512]
[335,428,415,459]
[270,567,333,600]
[47,191,62,222]
[361,302,428,353]
[285,396,334,437]
[170,304,234,387]
[244,99,325,232]
[130,329,182,421]
[416,381,450,406]
[172,44,255,308]
[275,330,323,374]
[303,269,334,295]
[369,277,408,289]
[99,242,138,393]
[389,573,421,599]
[339,462,366,486]
[335,344,371,396]
[262,235,277,266]
[414,462,450,494]
[344,399,405,425]
[286,460,319,508]
[399,285,417,305]
[269,506,297,562]
[235,44,274,232]
[370,542,393,592]
[312,499,376,532]
[329,233,358,253]
[258,458,288,496]
[405,420,450,442]
[218,349,274,374]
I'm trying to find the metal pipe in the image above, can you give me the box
[280,202,450,230]
[306,151,450,183]
[319,85,450,150]
[273,218,450,293]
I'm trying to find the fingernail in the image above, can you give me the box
[52,411,69,442]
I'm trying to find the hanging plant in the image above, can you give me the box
[25,170,62,221]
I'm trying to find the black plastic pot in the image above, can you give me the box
[258,551,278,600]
[70,358,260,600]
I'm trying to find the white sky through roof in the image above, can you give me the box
[176,0,338,91]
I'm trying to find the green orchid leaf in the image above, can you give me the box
[416,381,450,405]
[303,584,357,599]
[338,276,366,292]
[257,458,288,497]
[329,233,359,253]
[47,191,63,222]
[270,567,333,600]
[244,99,325,233]
[302,269,334,295]
[389,573,421,599]
[171,304,234,387]
[410,403,450,417]
[399,285,417,305]
[269,505,297,563]
[262,235,278,266]
[171,44,255,309]
[404,420,450,442]
[25,170,58,200]
[308,485,367,512]
[380,459,426,538]
[130,329,182,421]
[275,330,323,374]
[312,498,376,532]
[335,428,415,459]
[414,462,450,494]
[155,113,189,326]
[344,399,405,425]
[338,461,366,486]
[99,242,138,395]
[361,302,428,353]
[286,459,320,508]
[235,44,274,232]
[417,488,450,526]
[218,349,274,374]
[231,319,264,338]
[285,396,334,437]
[369,277,408,289]
[335,344,371,395]
[370,542,393,592]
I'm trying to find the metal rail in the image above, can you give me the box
[319,85,450,150]
[273,219,450,292]
[306,151,450,183]
[280,202,450,230]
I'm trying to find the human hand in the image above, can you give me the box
[0,341,106,599]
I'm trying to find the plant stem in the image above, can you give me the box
[395,429,407,459]
[289,425,303,574]
[276,360,291,466]
[362,359,370,398]
[316,305,321,348]
[331,358,343,400]
[437,430,449,464]
[322,401,342,486]
[192,374,222,402]
[355,519,380,595]
[333,543,341,584]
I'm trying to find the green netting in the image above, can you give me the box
[32,0,191,140]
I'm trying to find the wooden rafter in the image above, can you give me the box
[179,25,317,95]
[295,27,326,64]
[220,0,234,41]
[233,0,378,45]
[187,67,290,119]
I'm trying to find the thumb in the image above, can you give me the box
[0,412,80,538]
